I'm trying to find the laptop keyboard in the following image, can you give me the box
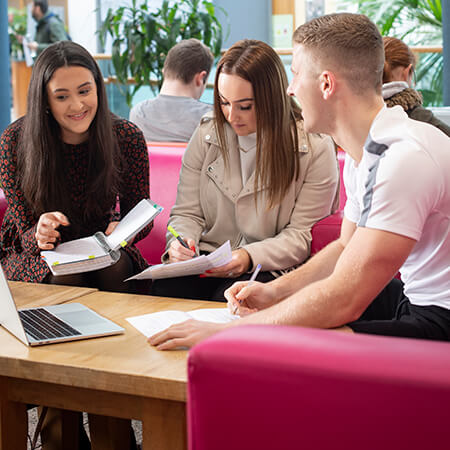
[19,308,82,341]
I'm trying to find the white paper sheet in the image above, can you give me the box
[126,240,232,280]
[126,308,239,338]
[106,199,162,250]
[41,236,106,265]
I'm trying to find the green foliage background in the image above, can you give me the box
[342,0,443,105]
[99,0,224,106]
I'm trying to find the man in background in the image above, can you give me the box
[130,38,214,143]
[25,0,69,58]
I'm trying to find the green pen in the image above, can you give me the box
[167,225,195,252]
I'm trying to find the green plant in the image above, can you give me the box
[8,7,27,61]
[341,0,443,105]
[98,0,224,106]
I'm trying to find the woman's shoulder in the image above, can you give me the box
[112,115,146,142]
[1,117,25,141]
[0,118,26,162]
[294,119,334,158]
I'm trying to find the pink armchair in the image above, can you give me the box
[135,142,186,264]
[187,325,450,450]
[0,190,6,226]
[311,150,346,255]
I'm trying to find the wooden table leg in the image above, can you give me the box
[0,393,27,450]
[40,408,82,450]
[89,415,132,450]
[142,399,186,450]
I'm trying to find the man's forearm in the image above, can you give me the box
[269,238,345,300]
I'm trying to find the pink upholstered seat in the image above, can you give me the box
[135,142,186,264]
[188,325,450,450]
[0,189,7,226]
[311,150,346,254]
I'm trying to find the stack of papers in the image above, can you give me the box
[127,241,232,280]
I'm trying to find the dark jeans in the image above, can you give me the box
[151,270,276,302]
[348,278,450,341]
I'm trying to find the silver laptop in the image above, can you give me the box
[0,267,124,346]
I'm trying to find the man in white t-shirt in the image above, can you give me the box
[129,39,213,142]
[148,13,450,349]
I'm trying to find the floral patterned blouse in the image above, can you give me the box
[0,116,151,282]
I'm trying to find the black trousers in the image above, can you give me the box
[150,270,276,302]
[348,278,450,341]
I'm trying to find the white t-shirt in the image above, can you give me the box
[344,105,450,309]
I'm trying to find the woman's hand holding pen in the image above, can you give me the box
[35,212,70,250]
[168,237,196,262]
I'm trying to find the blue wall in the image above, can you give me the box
[213,0,271,48]
[0,0,11,133]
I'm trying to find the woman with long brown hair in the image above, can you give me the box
[151,39,339,301]
[0,41,151,293]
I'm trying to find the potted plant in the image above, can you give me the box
[8,7,32,119]
[8,7,27,61]
[98,0,224,106]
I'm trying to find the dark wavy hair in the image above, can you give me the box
[213,39,302,208]
[17,41,121,228]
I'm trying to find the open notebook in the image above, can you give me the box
[42,199,162,276]
[0,267,124,346]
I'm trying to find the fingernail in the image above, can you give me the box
[199,274,207,278]
[190,246,196,252]
[205,270,212,273]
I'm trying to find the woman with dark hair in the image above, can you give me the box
[0,41,151,292]
[151,39,339,301]
[383,36,450,136]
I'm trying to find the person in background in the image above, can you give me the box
[149,13,450,350]
[25,0,70,58]
[150,39,339,302]
[129,38,214,142]
[383,36,450,136]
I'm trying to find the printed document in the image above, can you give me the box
[126,240,232,280]
[126,308,239,337]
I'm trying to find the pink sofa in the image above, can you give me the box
[0,146,345,265]
[310,150,346,255]
[187,325,450,450]
[135,142,186,264]
[0,190,6,226]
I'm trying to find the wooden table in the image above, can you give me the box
[0,284,224,450]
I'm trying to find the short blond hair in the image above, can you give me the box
[293,13,384,94]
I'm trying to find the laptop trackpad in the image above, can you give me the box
[57,310,104,329]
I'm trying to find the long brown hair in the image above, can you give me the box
[383,36,416,84]
[17,41,121,228]
[213,39,302,208]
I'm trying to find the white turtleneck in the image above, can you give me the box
[237,132,257,185]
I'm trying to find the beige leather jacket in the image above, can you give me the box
[163,113,339,273]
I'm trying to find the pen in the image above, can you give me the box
[167,225,194,252]
[233,263,261,315]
